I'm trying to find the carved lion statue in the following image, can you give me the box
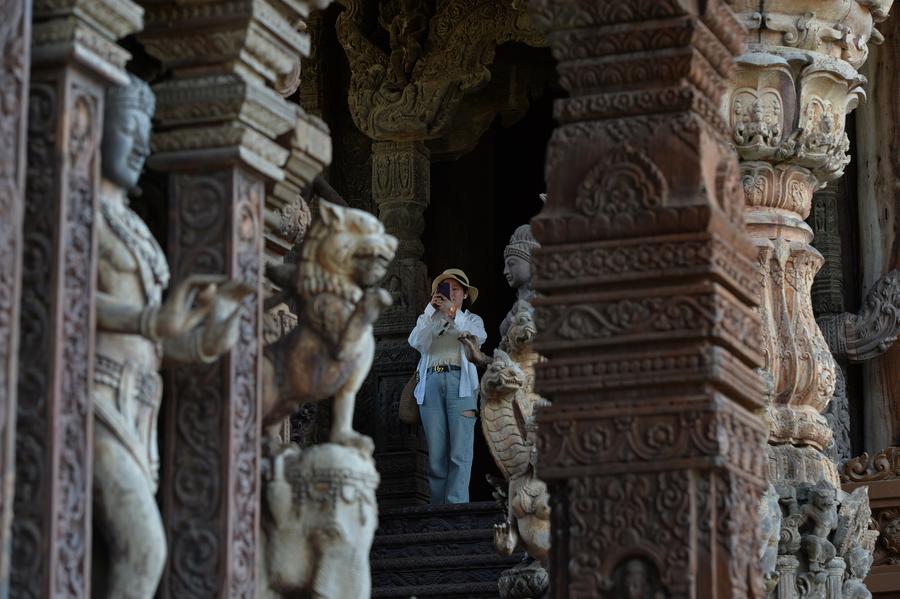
[262,200,398,450]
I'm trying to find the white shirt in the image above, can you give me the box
[407,303,487,405]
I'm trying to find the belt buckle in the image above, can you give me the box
[436,365,445,373]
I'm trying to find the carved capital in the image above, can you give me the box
[731,0,894,69]
[337,0,543,141]
[730,52,864,191]
[140,0,310,90]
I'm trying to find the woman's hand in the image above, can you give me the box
[431,291,452,316]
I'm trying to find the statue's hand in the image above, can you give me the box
[459,333,489,368]
[198,280,255,357]
[153,274,226,339]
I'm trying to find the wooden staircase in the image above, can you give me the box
[371,501,524,599]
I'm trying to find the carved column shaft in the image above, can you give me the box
[139,1,318,594]
[160,167,264,599]
[0,0,31,593]
[368,139,430,505]
[526,1,768,596]
[11,1,140,596]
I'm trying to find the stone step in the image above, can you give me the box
[371,501,524,599]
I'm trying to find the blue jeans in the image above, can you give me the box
[419,370,476,504]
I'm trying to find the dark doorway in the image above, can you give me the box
[425,50,560,500]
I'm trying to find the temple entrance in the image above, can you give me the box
[427,86,556,501]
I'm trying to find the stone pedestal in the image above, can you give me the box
[11,1,140,596]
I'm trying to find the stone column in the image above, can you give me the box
[138,2,317,595]
[11,1,140,597]
[526,1,768,596]
[0,0,31,593]
[726,0,892,594]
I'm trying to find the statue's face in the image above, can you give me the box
[101,106,151,189]
[503,254,532,290]
[623,560,648,598]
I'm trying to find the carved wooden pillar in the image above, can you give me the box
[526,1,768,596]
[726,1,892,595]
[855,8,900,454]
[138,2,317,595]
[10,1,140,597]
[0,0,31,593]
[369,139,431,504]
[727,0,889,479]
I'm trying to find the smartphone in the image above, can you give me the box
[437,281,451,299]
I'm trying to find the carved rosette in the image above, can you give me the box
[727,2,889,486]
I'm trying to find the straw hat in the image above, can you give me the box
[431,268,478,304]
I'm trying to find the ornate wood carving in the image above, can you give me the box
[336,0,544,142]
[526,1,768,596]
[842,448,900,596]
[728,0,891,595]
[0,0,31,592]
[140,1,329,595]
[155,170,264,599]
[11,0,140,596]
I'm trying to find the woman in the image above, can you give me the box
[408,269,487,504]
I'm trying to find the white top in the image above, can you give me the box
[427,330,463,367]
[407,303,487,405]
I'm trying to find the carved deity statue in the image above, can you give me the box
[463,221,550,598]
[92,75,250,598]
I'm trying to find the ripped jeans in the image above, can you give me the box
[419,369,477,504]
